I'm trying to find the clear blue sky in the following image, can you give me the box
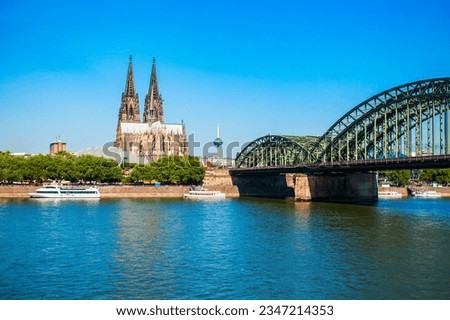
[1,0,449,155]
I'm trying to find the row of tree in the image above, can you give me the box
[0,152,205,185]
[0,152,123,183]
[130,155,205,185]
[385,169,450,186]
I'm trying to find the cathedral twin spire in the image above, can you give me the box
[119,56,164,124]
[115,57,188,158]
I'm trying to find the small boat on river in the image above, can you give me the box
[411,190,442,198]
[184,187,226,200]
[29,182,100,199]
[378,191,403,199]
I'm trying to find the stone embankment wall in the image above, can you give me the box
[99,185,189,198]
[203,169,234,186]
[101,184,239,198]
[0,185,37,198]
[0,168,239,199]
[203,168,239,198]
[0,183,240,199]
[0,185,192,199]
[378,186,408,196]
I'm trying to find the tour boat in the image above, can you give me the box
[411,190,442,198]
[378,191,403,199]
[29,183,100,199]
[184,187,226,200]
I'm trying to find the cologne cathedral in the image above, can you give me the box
[115,57,188,163]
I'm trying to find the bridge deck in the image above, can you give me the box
[231,155,450,175]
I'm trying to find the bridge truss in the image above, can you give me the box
[235,135,319,168]
[313,78,450,162]
[235,78,450,168]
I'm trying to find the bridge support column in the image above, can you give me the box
[230,171,378,204]
[293,172,378,204]
[230,173,295,199]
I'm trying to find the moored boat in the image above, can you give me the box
[378,191,403,199]
[411,190,442,198]
[29,182,100,199]
[184,187,226,200]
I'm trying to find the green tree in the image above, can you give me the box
[101,158,123,182]
[0,151,208,185]
[385,170,411,186]
[0,153,26,182]
[0,151,123,183]
[130,155,205,185]
[420,169,450,184]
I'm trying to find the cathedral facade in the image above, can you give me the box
[115,57,188,163]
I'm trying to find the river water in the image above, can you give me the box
[0,197,449,299]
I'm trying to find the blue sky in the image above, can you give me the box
[1,0,449,155]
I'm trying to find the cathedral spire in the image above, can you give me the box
[144,57,164,124]
[124,56,136,96]
[116,56,140,128]
[149,57,159,96]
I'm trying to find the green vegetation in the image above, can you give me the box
[0,151,122,183]
[382,169,450,186]
[131,155,205,185]
[0,152,205,185]
[419,169,450,185]
[385,170,411,186]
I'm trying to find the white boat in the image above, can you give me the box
[378,191,403,199]
[184,187,226,200]
[29,183,100,199]
[412,190,442,198]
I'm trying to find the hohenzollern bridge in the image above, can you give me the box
[230,78,450,203]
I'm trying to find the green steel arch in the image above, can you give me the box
[311,78,450,162]
[235,78,450,168]
[235,135,319,168]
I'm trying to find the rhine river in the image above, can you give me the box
[0,197,449,300]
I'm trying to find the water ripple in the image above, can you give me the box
[0,198,449,299]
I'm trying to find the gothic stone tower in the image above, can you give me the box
[115,57,140,148]
[144,58,164,124]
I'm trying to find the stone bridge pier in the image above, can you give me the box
[230,171,378,204]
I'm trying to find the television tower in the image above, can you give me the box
[213,124,223,157]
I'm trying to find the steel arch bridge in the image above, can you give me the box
[235,135,319,168]
[235,78,450,168]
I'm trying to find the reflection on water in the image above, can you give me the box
[0,198,449,299]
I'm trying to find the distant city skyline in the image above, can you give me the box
[1,0,449,155]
